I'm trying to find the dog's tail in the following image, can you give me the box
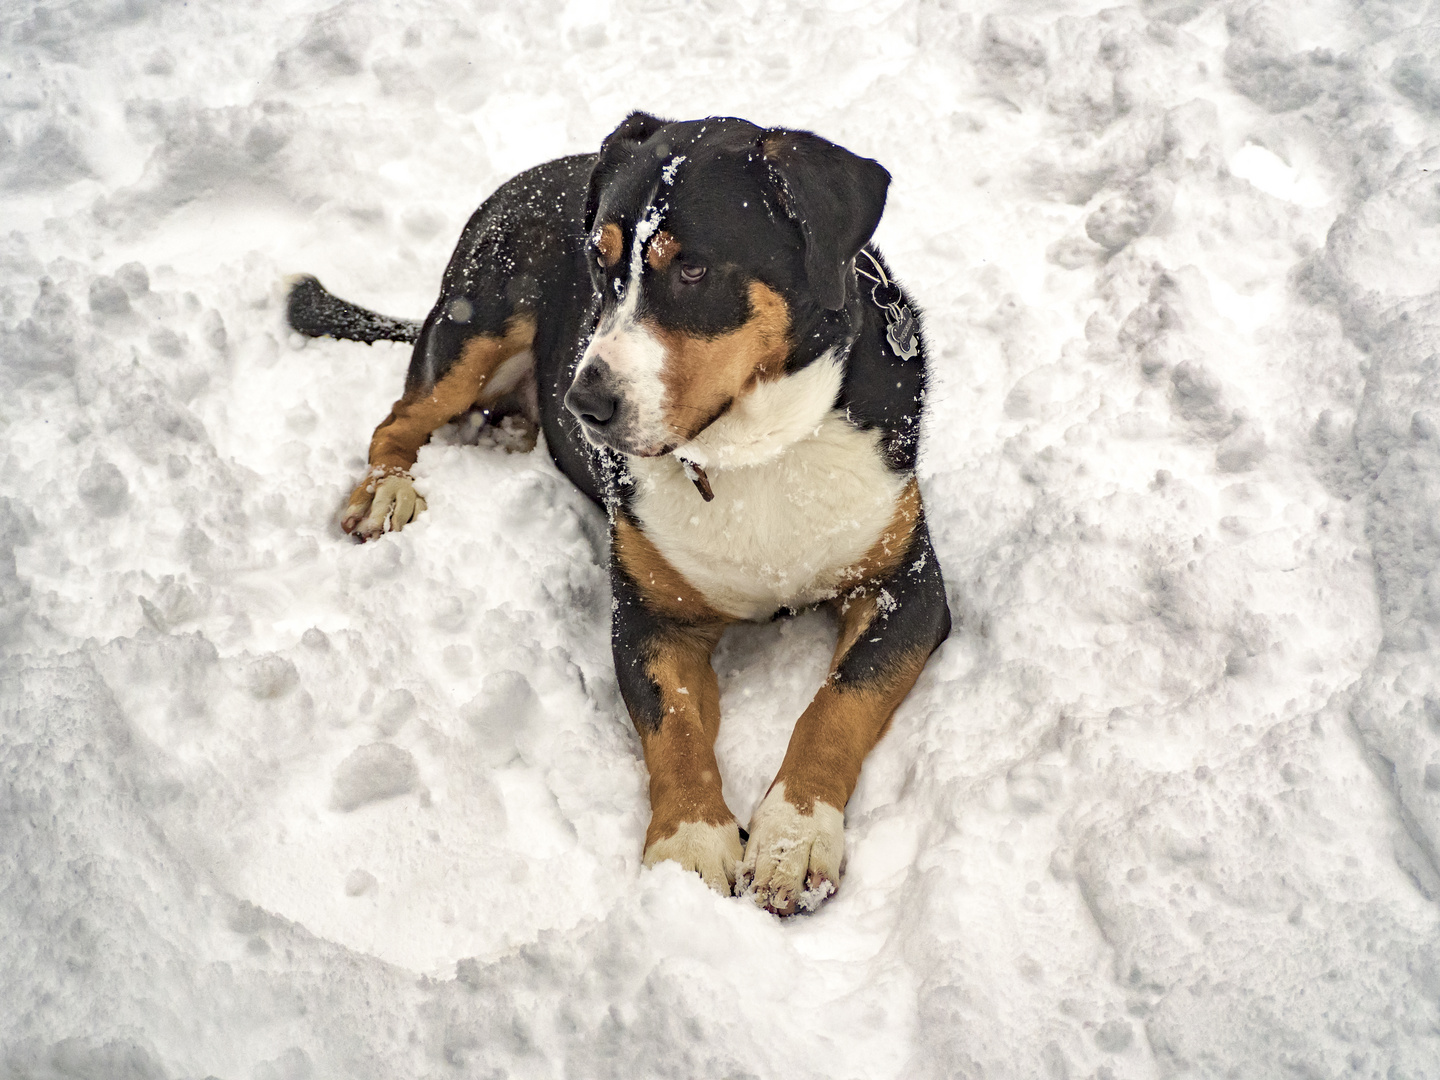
[285,274,421,345]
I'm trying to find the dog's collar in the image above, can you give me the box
[854,250,919,361]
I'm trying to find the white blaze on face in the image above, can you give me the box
[574,206,672,454]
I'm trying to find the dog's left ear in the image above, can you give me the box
[760,130,890,311]
[585,111,672,233]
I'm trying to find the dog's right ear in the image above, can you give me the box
[584,111,671,234]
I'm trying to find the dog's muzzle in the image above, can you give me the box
[565,359,671,456]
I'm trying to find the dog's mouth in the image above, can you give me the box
[571,415,714,499]
[569,394,729,461]
[572,417,675,459]
[565,363,735,469]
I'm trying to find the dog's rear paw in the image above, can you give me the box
[342,473,427,540]
[643,820,744,896]
[736,783,843,915]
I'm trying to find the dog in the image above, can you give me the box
[286,113,951,915]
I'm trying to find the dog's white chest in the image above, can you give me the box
[629,413,905,621]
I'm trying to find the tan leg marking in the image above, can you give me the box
[740,579,931,915]
[769,644,929,817]
[613,516,740,891]
[638,626,743,894]
[343,314,536,536]
[775,480,925,814]
[369,314,537,474]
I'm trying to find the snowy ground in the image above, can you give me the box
[4,0,1440,1076]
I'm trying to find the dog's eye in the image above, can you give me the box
[678,264,706,285]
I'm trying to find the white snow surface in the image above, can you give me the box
[5,1,1440,1077]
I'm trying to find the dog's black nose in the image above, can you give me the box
[565,362,620,427]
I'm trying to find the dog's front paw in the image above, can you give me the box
[643,820,744,896]
[342,472,427,540]
[737,783,843,915]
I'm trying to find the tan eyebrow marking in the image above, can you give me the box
[646,230,680,272]
[595,222,623,268]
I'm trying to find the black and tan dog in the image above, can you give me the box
[287,113,950,915]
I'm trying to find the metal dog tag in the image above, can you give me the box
[887,304,918,361]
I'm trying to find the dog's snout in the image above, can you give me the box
[565,361,620,428]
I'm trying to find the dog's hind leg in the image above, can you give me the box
[287,270,539,538]
[341,304,538,539]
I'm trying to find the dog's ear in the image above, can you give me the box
[584,111,671,233]
[760,130,890,311]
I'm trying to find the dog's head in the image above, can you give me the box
[564,113,890,458]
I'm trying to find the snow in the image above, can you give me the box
[4,0,1440,1077]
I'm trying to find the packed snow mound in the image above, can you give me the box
[4,0,1440,1077]
[330,742,420,811]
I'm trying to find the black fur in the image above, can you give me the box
[607,519,672,734]
[583,111,671,235]
[833,517,951,689]
[286,274,419,344]
[760,129,891,311]
[837,248,928,472]
[415,153,609,504]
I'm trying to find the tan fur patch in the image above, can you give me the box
[596,223,622,268]
[769,596,932,815]
[836,478,922,591]
[637,626,734,847]
[366,314,536,475]
[647,281,791,442]
[830,593,880,670]
[613,516,726,626]
[646,230,679,272]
